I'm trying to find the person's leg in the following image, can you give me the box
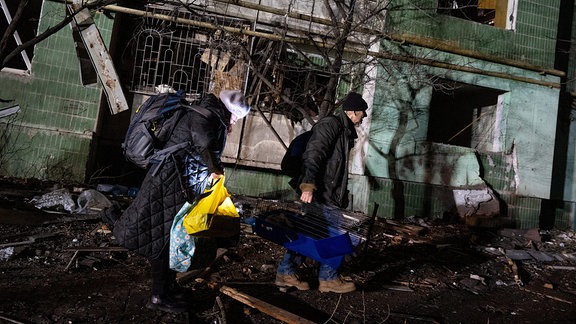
[318,263,338,281]
[149,257,169,296]
[166,266,195,300]
[316,203,356,293]
[275,251,310,290]
[318,262,355,293]
[321,203,343,232]
[277,251,303,275]
[147,247,188,313]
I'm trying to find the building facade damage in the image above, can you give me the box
[0,0,575,229]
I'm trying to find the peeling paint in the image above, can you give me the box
[453,187,500,218]
[511,144,520,193]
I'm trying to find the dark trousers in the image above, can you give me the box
[149,244,177,296]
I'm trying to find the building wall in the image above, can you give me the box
[366,46,560,193]
[0,1,570,230]
[387,0,560,69]
[0,2,111,182]
[224,1,565,229]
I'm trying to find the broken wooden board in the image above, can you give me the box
[220,285,316,324]
[68,5,128,114]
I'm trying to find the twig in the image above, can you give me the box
[323,294,342,324]
[392,280,434,288]
[64,250,79,271]
[546,265,576,271]
[362,290,366,324]
[0,314,26,324]
[388,312,441,323]
[214,296,227,324]
[519,287,573,304]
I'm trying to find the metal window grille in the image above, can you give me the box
[130,5,251,98]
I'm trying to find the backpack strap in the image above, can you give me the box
[149,141,191,176]
[188,104,212,119]
[149,104,218,178]
[148,103,210,176]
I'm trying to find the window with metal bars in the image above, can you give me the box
[129,5,251,99]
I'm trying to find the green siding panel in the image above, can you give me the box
[387,0,560,68]
[0,2,113,182]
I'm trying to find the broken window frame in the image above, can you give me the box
[0,0,42,74]
[126,4,363,122]
[250,45,333,119]
[248,37,363,122]
[437,0,517,30]
[427,79,506,152]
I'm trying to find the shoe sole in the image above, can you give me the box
[318,288,356,293]
[274,281,310,291]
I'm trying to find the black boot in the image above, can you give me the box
[146,294,188,314]
[148,255,189,313]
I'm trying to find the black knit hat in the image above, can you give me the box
[342,92,368,111]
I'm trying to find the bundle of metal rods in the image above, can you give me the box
[250,200,371,246]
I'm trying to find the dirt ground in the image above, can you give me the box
[1,178,576,324]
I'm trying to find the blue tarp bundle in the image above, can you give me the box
[253,209,366,268]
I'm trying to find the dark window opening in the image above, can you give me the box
[249,39,335,121]
[0,0,42,71]
[428,79,505,151]
[437,0,510,28]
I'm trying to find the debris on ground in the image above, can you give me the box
[0,178,575,323]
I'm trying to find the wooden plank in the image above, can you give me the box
[220,285,316,324]
[69,5,129,114]
[494,0,508,29]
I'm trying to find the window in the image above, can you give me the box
[427,79,505,151]
[437,0,517,30]
[261,48,331,120]
[129,5,250,98]
[0,0,42,72]
[248,37,360,122]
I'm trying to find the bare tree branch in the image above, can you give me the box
[0,0,120,69]
[0,0,29,65]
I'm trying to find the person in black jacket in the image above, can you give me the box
[275,91,368,294]
[113,89,250,313]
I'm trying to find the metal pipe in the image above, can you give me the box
[99,4,561,89]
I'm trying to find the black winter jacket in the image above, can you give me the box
[300,111,357,208]
[113,94,230,260]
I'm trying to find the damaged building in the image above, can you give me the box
[0,0,575,230]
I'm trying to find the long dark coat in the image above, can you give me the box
[113,94,230,260]
[300,111,357,208]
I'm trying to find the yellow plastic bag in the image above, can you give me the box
[183,176,240,237]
